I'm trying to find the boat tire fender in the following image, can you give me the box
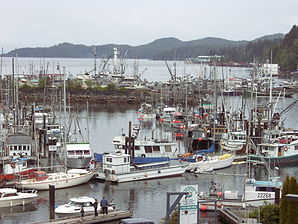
[141,154,146,158]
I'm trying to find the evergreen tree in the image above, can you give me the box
[280,176,290,224]
[288,177,298,223]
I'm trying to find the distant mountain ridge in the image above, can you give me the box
[2,33,285,60]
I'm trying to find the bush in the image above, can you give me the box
[250,204,279,224]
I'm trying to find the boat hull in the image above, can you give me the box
[249,153,298,165]
[67,157,92,169]
[16,172,95,190]
[199,198,275,211]
[187,155,235,172]
[0,192,38,208]
[97,165,187,183]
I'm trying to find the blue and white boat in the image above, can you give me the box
[95,135,179,164]
[96,151,187,183]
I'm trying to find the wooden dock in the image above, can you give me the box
[33,210,133,224]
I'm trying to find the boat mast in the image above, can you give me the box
[93,46,97,76]
[212,58,217,143]
[86,101,90,143]
[63,66,67,171]
[0,47,3,79]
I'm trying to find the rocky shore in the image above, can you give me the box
[17,88,201,106]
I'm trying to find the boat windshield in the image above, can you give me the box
[67,200,92,207]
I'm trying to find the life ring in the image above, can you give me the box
[284,146,288,151]
[141,154,146,158]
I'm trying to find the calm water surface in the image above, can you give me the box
[1,103,298,224]
[1,58,298,223]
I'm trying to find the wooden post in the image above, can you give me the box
[275,187,280,205]
[49,184,55,220]
[128,121,132,156]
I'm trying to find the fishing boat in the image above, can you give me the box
[66,143,92,169]
[109,135,179,163]
[96,151,187,183]
[0,158,36,183]
[137,103,156,121]
[15,169,95,190]
[159,107,176,124]
[65,113,93,169]
[186,153,235,173]
[249,135,298,165]
[0,188,38,207]
[220,131,246,154]
[198,178,282,210]
[55,196,115,217]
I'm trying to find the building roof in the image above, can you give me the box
[7,134,33,145]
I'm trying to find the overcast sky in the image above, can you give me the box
[1,0,297,52]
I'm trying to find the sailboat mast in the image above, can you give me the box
[86,101,90,143]
[63,66,67,171]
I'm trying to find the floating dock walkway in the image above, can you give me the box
[33,210,133,224]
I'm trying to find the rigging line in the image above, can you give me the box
[76,114,84,142]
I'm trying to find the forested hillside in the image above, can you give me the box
[2,26,297,72]
[274,25,298,71]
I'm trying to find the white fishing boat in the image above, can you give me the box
[65,113,93,169]
[198,178,282,210]
[15,169,95,190]
[55,196,115,217]
[66,143,92,169]
[0,188,38,208]
[186,154,235,173]
[96,151,187,183]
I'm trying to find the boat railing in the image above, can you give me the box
[22,189,37,194]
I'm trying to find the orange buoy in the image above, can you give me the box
[217,192,223,197]
[200,205,207,211]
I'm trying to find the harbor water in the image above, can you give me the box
[1,58,298,223]
[1,104,298,224]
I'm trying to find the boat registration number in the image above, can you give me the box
[257,193,271,198]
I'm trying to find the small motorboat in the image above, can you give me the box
[0,188,38,208]
[55,196,115,217]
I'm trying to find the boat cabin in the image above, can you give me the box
[6,134,33,157]
[160,107,176,123]
[66,143,91,158]
[257,138,298,157]
[243,179,282,202]
[186,129,212,153]
[32,171,48,181]
[112,136,177,158]
[103,152,131,174]
[3,158,30,174]
[67,196,95,207]
[0,188,18,198]
[171,112,187,129]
